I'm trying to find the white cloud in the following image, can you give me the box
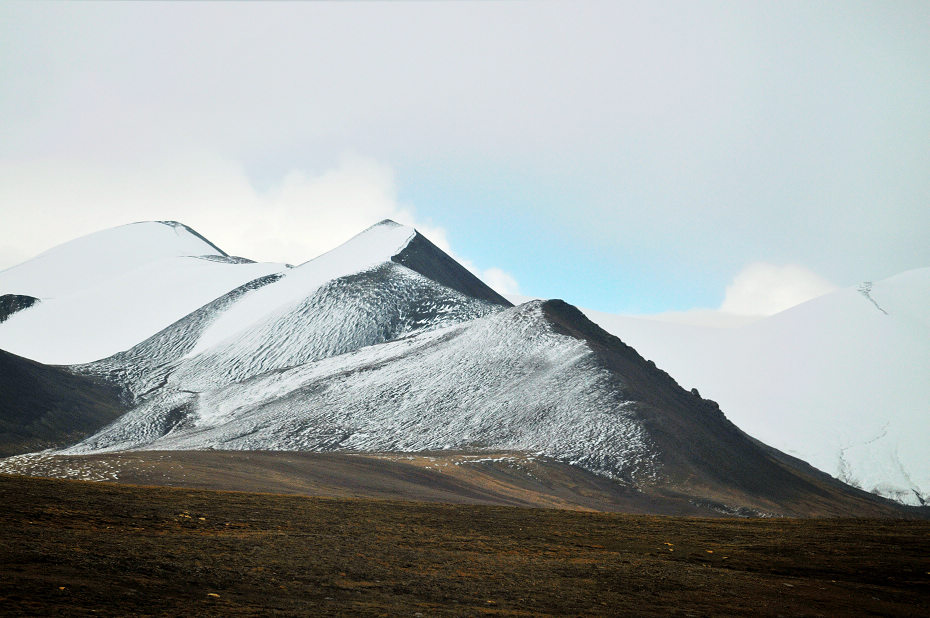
[720,262,838,316]
[482,267,520,296]
[0,153,520,294]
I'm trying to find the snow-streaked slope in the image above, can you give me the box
[85,263,502,400]
[173,264,500,392]
[64,298,904,518]
[66,302,657,485]
[584,267,930,505]
[0,222,286,364]
[187,220,416,356]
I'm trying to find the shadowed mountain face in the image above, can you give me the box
[392,230,512,307]
[540,300,911,516]
[0,349,126,456]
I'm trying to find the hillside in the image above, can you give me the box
[0,219,924,516]
[0,348,126,456]
[63,294,910,516]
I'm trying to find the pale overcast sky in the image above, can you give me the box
[1,1,927,314]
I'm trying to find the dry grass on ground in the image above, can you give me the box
[1,474,928,616]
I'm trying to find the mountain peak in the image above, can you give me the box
[392,232,512,306]
[295,219,416,271]
[0,221,285,364]
[153,221,228,257]
[0,221,229,298]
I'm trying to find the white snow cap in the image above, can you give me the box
[0,221,224,298]
[0,221,286,364]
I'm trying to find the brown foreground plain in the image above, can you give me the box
[1,473,929,616]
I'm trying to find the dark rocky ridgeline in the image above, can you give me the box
[0,348,127,456]
[155,220,229,257]
[0,294,39,323]
[540,299,916,517]
[391,224,512,307]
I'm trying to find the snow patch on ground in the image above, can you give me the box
[0,452,122,482]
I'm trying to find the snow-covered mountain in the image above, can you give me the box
[71,220,507,400]
[584,268,930,506]
[67,292,907,516]
[0,218,921,515]
[0,221,286,364]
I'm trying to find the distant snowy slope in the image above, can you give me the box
[584,267,930,505]
[0,221,225,298]
[0,222,285,364]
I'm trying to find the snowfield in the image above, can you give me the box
[584,267,930,506]
[0,221,286,364]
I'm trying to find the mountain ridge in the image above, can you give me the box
[0,219,925,516]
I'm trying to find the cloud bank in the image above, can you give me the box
[720,263,838,316]
[0,152,519,295]
[1,2,926,312]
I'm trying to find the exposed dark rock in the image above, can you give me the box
[0,294,39,323]
[194,255,256,265]
[155,220,228,256]
[392,228,512,307]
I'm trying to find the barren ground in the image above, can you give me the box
[1,473,928,616]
